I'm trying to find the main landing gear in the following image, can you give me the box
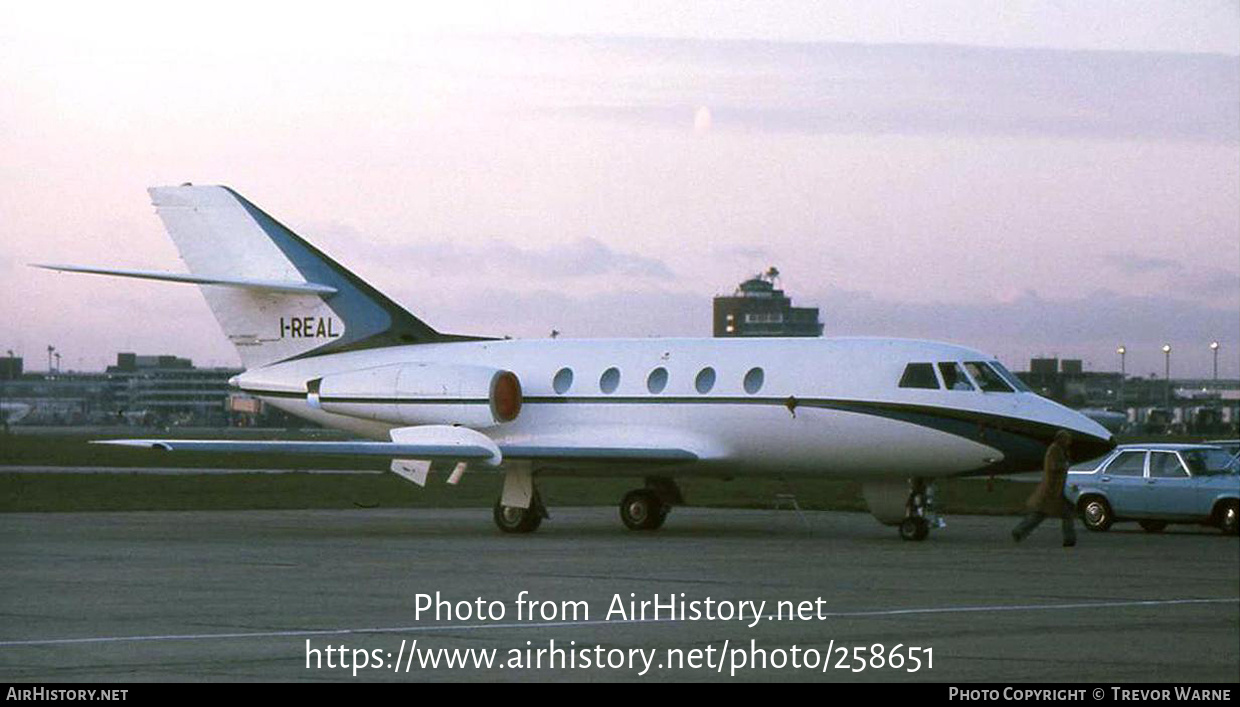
[493,491,547,533]
[620,477,683,531]
[492,472,685,533]
[493,465,547,534]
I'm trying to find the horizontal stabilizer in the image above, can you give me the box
[33,264,337,295]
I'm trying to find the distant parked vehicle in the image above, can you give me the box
[1066,444,1238,535]
[1078,407,1127,434]
[1142,408,1177,435]
[1203,439,1240,459]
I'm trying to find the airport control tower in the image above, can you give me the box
[713,268,823,338]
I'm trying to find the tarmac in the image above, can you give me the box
[1,506,1236,682]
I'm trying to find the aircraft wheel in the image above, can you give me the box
[898,516,929,541]
[1138,520,1167,533]
[620,489,666,531]
[494,500,542,533]
[1079,496,1113,532]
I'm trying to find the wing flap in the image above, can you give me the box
[499,445,698,464]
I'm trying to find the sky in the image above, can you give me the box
[1,1,1237,379]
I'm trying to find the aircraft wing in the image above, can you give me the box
[94,431,699,469]
[95,439,502,464]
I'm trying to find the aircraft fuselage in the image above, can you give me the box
[237,335,1115,480]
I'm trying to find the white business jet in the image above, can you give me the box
[37,186,1115,540]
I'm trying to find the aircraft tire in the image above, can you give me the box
[898,516,929,541]
[620,489,665,531]
[494,500,543,533]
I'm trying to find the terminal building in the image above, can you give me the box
[105,353,240,426]
[1014,357,1238,436]
[0,352,290,427]
[713,268,823,338]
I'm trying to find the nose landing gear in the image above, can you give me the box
[863,477,945,541]
[898,478,944,542]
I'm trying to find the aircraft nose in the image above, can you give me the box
[1073,432,1116,464]
[1048,402,1118,464]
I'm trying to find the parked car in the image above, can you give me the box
[1066,443,1239,535]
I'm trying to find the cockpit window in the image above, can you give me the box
[989,361,1032,392]
[899,363,940,389]
[964,361,1014,392]
[938,362,974,391]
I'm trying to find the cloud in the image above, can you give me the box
[400,286,708,340]
[370,237,677,281]
[525,37,1240,142]
[1198,267,1240,298]
[693,106,712,133]
[1111,254,1181,274]
[388,283,1238,377]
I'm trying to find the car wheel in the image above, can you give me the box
[1217,501,1239,536]
[1138,520,1167,533]
[1080,496,1113,532]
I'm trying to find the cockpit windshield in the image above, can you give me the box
[989,361,1033,392]
[938,362,974,391]
[964,361,1014,393]
[898,363,939,389]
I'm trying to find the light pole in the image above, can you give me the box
[1210,341,1219,382]
[1116,345,1126,406]
[1162,344,1172,409]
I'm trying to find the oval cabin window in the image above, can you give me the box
[647,367,668,394]
[552,367,573,394]
[695,367,716,394]
[743,367,764,394]
[600,367,621,394]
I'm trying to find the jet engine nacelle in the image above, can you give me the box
[312,363,522,428]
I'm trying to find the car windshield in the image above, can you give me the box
[1180,449,1239,476]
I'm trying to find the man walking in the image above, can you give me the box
[1012,430,1077,547]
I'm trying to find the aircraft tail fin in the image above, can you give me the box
[140,185,458,368]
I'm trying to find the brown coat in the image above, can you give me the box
[1026,443,1070,516]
